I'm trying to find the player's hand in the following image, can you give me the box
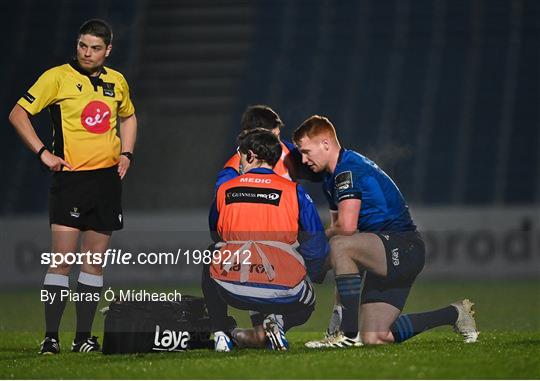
[41,150,72,171]
[117,155,131,179]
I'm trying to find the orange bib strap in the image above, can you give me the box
[216,240,305,283]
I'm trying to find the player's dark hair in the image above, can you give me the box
[79,19,113,45]
[237,128,282,167]
[240,105,284,132]
[293,115,339,144]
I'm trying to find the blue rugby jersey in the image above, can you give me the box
[323,149,416,233]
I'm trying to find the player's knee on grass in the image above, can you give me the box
[255,325,266,339]
[253,327,267,347]
[232,327,267,348]
[361,331,394,345]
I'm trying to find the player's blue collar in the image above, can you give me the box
[337,148,346,164]
[326,148,346,178]
[246,167,274,175]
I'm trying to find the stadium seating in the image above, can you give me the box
[0,0,538,213]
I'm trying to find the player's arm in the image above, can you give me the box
[8,104,71,171]
[325,199,361,238]
[325,168,362,238]
[329,209,338,225]
[118,113,137,179]
[214,167,239,191]
[208,188,223,243]
[296,185,330,283]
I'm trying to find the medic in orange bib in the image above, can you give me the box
[204,128,329,351]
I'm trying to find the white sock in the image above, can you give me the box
[328,304,343,334]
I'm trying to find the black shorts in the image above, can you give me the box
[361,231,425,311]
[49,166,123,231]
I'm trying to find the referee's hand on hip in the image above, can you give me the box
[40,150,72,171]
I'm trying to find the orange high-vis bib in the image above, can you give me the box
[223,142,292,180]
[211,171,305,288]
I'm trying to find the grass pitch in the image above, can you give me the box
[1,280,539,379]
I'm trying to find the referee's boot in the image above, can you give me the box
[39,337,60,355]
[451,299,479,343]
[71,335,101,352]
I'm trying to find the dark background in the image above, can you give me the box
[1,0,539,215]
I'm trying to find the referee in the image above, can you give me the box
[8,19,137,354]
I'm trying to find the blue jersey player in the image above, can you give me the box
[214,105,323,191]
[293,115,479,348]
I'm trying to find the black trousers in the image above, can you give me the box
[201,264,314,332]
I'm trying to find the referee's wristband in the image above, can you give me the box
[37,146,47,159]
[121,151,133,162]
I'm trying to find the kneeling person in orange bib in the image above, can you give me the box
[204,128,329,351]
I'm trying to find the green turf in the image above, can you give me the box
[1,280,539,379]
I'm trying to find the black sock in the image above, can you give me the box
[201,264,236,332]
[335,274,362,338]
[391,306,458,343]
[75,272,103,342]
[43,274,70,340]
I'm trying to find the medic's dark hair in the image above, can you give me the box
[237,128,282,167]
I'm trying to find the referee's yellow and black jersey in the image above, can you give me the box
[17,61,135,171]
